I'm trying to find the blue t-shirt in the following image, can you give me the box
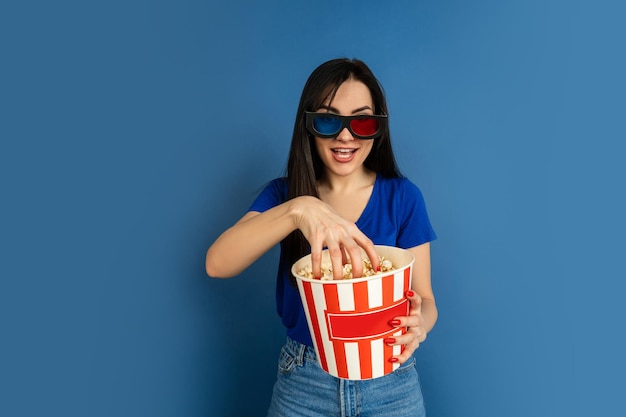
[248,175,437,346]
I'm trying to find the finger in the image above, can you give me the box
[310,245,323,279]
[385,333,411,348]
[389,312,421,329]
[390,326,426,346]
[391,340,420,364]
[341,245,349,266]
[388,329,426,364]
[344,243,364,278]
[327,244,345,280]
[354,235,379,273]
[308,232,327,279]
[406,290,422,315]
[387,340,416,365]
[405,312,425,329]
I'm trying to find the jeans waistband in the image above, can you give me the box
[283,336,318,366]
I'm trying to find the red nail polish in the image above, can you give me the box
[406,290,415,297]
[314,276,321,280]
[389,319,401,326]
[388,357,399,363]
[376,265,381,272]
[384,337,396,345]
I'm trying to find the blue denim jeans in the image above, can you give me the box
[267,337,426,417]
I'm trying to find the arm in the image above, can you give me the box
[205,203,297,278]
[205,196,379,279]
[388,242,437,364]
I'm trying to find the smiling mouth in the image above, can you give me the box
[332,148,356,155]
[331,148,357,161]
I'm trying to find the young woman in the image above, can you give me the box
[206,58,437,416]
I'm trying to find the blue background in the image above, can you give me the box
[1,0,624,416]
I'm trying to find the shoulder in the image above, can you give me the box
[376,175,424,198]
[249,177,288,212]
[261,177,289,200]
[265,177,288,192]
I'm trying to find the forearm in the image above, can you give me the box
[407,242,437,332]
[205,200,298,278]
[419,297,438,334]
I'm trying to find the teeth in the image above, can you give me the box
[333,149,355,153]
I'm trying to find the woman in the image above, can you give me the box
[206,58,437,416]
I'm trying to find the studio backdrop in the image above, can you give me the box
[1,1,624,416]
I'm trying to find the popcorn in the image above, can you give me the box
[297,256,394,280]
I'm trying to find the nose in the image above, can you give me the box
[335,127,354,141]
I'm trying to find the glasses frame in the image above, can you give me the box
[305,112,388,140]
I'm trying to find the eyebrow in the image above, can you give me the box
[318,104,373,114]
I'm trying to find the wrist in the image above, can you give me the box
[287,196,306,230]
[287,195,316,229]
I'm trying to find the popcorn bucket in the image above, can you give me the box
[292,245,414,380]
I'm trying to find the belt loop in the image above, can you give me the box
[295,341,306,366]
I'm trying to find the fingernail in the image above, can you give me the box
[384,337,396,345]
[314,276,321,280]
[406,290,415,297]
[388,357,399,363]
[376,265,381,272]
[389,319,401,326]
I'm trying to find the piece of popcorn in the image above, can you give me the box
[298,256,395,280]
[381,259,393,271]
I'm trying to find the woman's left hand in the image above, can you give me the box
[386,290,427,364]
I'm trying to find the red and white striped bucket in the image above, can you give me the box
[292,245,414,380]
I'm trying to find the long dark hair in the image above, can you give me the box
[283,58,402,278]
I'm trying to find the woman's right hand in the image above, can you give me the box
[290,196,379,280]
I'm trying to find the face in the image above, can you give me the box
[314,79,375,179]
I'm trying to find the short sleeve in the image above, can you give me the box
[248,178,288,213]
[396,179,437,248]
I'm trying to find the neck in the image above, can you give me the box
[318,168,376,193]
